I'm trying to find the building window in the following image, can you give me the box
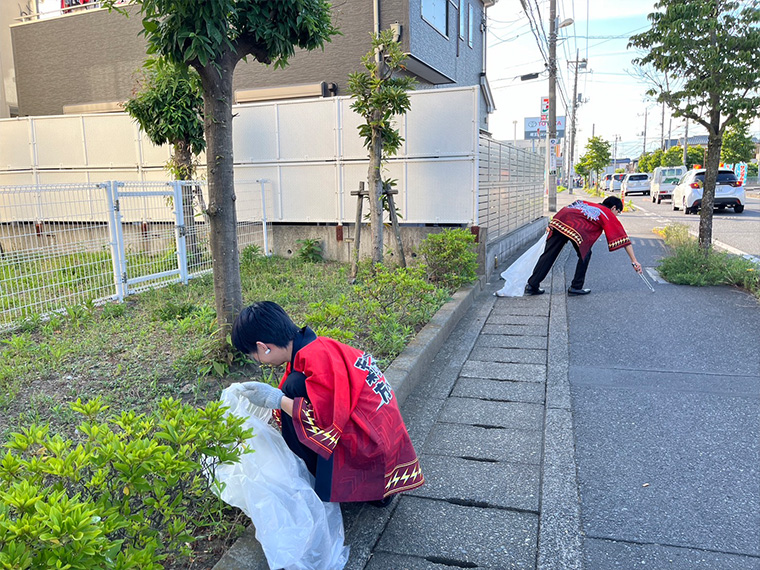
[422,0,448,36]
[459,0,466,39]
[468,5,475,47]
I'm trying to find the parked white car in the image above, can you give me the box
[672,168,746,214]
[651,166,687,204]
[621,173,651,196]
[604,173,625,191]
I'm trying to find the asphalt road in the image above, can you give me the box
[623,191,760,259]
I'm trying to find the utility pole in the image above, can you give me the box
[642,110,648,155]
[548,0,558,212]
[683,114,689,166]
[660,101,665,150]
[513,120,517,146]
[568,49,586,194]
[667,117,672,150]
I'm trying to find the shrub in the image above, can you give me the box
[416,229,478,292]
[0,397,252,569]
[240,244,263,267]
[657,224,760,297]
[303,264,450,366]
[296,239,323,263]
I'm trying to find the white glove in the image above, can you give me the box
[239,381,284,410]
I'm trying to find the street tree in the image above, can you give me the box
[124,57,206,266]
[649,148,664,171]
[686,145,705,169]
[721,121,756,165]
[638,151,652,172]
[578,136,611,189]
[630,0,760,252]
[574,160,590,187]
[106,0,338,338]
[662,145,684,167]
[347,30,415,264]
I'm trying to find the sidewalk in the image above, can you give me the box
[341,246,581,570]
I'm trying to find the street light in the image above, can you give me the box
[548,8,574,211]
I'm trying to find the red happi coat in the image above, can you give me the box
[278,334,423,503]
[549,200,631,259]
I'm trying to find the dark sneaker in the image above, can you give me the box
[567,287,591,296]
[524,285,545,296]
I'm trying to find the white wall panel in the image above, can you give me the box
[139,136,172,167]
[83,115,139,167]
[279,164,338,221]
[405,89,476,157]
[233,105,278,162]
[37,171,89,185]
[405,160,474,223]
[34,117,86,168]
[339,161,406,224]
[234,166,279,221]
[339,100,369,161]
[0,86,481,225]
[0,172,35,187]
[277,100,336,161]
[0,120,33,170]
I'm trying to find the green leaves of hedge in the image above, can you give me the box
[0,396,252,569]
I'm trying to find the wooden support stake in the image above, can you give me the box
[350,182,366,278]
[384,185,406,267]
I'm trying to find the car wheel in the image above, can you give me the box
[735,204,745,213]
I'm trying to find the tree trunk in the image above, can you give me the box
[368,110,384,263]
[698,125,722,253]
[174,140,201,269]
[197,60,243,339]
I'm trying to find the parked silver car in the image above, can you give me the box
[621,173,651,196]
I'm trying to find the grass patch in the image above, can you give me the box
[656,224,760,297]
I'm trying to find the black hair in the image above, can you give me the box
[602,196,623,211]
[231,301,300,354]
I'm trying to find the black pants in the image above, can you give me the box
[527,232,592,290]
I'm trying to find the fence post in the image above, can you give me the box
[104,181,126,302]
[256,179,270,256]
[172,180,189,284]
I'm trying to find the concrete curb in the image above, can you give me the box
[384,275,485,407]
[212,277,486,570]
[537,248,585,570]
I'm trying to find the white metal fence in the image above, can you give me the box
[478,136,545,244]
[0,180,268,331]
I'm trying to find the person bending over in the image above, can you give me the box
[231,301,424,505]
[525,196,642,296]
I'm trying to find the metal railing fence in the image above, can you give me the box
[0,180,269,331]
[478,136,545,243]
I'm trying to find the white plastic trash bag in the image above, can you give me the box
[211,383,349,570]
[495,234,546,297]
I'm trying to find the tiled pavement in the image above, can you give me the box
[340,248,582,570]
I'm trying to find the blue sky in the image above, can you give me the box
[485,0,737,160]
